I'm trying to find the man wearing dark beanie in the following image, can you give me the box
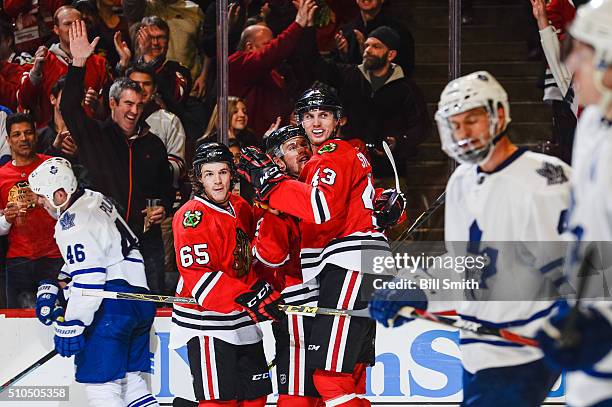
[298,22,431,181]
[332,0,415,76]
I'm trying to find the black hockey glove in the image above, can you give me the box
[235,280,285,322]
[374,189,406,229]
[238,147,289,201]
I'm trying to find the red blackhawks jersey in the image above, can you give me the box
[0,154,61,260]
[169,194,262,348]
[268,138,392,282]
[252,208,319,307]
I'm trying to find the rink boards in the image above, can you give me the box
[0,309,566,406]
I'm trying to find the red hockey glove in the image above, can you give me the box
[374,189,406,229]
[235,280,285,322]
[238,147,289,201]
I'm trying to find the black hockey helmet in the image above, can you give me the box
[193,141,236,180]
[294,87,343,122]
[264,125,308,157]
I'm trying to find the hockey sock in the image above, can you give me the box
[85,381,123,407]
[352,363,370,407]
[312,369,364,407]
[125,372,159,407]
[198,400,238,407]
[237,396,267,407]
[277,394,321,407]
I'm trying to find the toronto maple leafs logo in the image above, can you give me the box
[182,210,202,228]
[536,162,568,185]
[60,212,76,230]
[49,165,58,175]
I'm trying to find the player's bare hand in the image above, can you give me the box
[530,0,549,29]
[113,31,132,68]
[335,31,349,54]
[69,20,99,67]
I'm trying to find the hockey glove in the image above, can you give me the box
[235,280,285,322]
[536,301,612,371]
[369,278,428,328]
[54,320,86,357]
[238,147,289,201]
[374,189,406,230]
[36,280,64,326]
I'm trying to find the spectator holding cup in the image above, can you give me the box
[0,113,62,308]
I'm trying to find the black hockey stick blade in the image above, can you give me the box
[0,349,58,393]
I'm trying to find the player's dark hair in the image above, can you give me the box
[6,112,35,135]
[0,17,14,45]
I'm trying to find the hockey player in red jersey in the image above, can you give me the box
[253,125,321,407]
[240,88,399,407]
[171,142,284,407]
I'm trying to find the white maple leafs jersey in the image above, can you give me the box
[564,106,612,407]
[55,189,149,326]
[445,148,571,373]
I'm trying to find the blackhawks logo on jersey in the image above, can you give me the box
[232,228,252,277]
[318,143,337,154]
[182,210,202,228]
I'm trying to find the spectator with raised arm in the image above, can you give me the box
[60,20,174,293]
[229,0,317,139]
[17,5,109,129]
[0,19,28,112]
[333,0,414,77]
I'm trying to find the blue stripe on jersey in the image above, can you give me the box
[124,257,144,264]
[459,302,558,329]
[539,257,563,274]
[584,368,612,379]
[71,267,106,276]
[72,282,105,290]
[460,338,524,348]
[128,394,157,407]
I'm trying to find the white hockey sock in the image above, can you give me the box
[124,371,159,407]
[85,380,123,407]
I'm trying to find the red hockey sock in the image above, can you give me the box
[352,363,370,406]
[237,396,267,407]
[312,369,364,407]
[277,394,321,407]
[198,400,237,407]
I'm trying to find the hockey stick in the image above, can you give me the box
[382,141,401,193]
[82,290,198,305]
[282,304,538,346]
[394,306,539,347]
[0,350,58,393]
[393,191,446,243]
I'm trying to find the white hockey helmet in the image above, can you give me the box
[569,0,612,109]
[435,71,511,165]
[28,157,77,216]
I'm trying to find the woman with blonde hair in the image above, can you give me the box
[200,96,258,147]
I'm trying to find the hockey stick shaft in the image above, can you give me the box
[395,191,446,242]
[82,290,198,305]
[382,141,401,193]
[281,304,537,346]
[398,307,539,347]
[0,350,58,393]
